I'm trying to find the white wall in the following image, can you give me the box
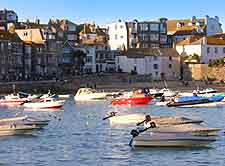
[116,55,180,80]
[202,45,225,63]
[176,43,225,63]
[106,21,128,50]
[176,45,202,56]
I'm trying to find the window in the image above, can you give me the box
[120,25,123,29]
[139,23,148,31]
[215,47,218,54]
[155,72,158,76]
[223,47,225,53]
[169,57,172,61]
[150,34,159,41]
[86,56,92,63]
[139,34,148,41]
[169,64,172,68]
[115,34,117,40]
[153,56,158,61]
[207,47,210,54]
[115,24,117,30]
[153,64,158,69]
[150,24,159,31]
[120,35,124,39]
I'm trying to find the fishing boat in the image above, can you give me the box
[74,88,120,101]
[131,132,216,147]
[23,97,65,109]
[103,112,203,125]
[167,95,224,107]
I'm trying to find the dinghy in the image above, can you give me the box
[142,123,220,136]
[103,112,203,125]
[131,132,216,147]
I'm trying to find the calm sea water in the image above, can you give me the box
[0,99,225,166]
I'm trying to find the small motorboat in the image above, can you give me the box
[111,90,152,105]
[167,95,224,107]
[130,132,216,147]
[142,123,220,136]
[0,93,30,106]
[0,115,49,128]
[148,88,164,98]
[0,115,50,136]
[23,97,65,109]
[74,88,120,101]
[103,112,203,125]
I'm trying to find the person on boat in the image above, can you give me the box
[160,95,165,102]
[192,90,198,96]
[132,89,145,98]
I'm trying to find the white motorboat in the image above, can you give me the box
[143,123,220,136]
[0,115,50,136]
[104,113,203,125]
[159,88,178,97]
[131,132,216,147]
[23,97,65,110]
[0,123,40,136]
[0,93,30,106]
[74,88,119,101]
[0,116,49,129]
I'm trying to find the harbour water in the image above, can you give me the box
[0,99,225,166]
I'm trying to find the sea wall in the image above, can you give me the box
[183,64,225,81]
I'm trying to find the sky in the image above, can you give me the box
[1,0,225,30]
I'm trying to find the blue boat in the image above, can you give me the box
[167,95,224,107]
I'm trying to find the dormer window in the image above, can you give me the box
[177,22,184,28]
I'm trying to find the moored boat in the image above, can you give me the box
[74,88,120,101]
[103,112,203,125]
[167,95,224,107]
[0,93,30,106]
[23,97,65,109]
[131,132,216,147]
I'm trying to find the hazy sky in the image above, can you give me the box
[1,0,225,30]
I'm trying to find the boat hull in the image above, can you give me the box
[112,96,151,105]
[23,100,64,109]
[109,113,203,125]
[133,133,215,147]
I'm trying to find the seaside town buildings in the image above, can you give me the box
[106,18,168,51]
[0,8,225,81]
[167,15,223,47]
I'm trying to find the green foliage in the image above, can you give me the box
[208,58,225,67]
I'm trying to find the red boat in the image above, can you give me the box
[112,96,152,105]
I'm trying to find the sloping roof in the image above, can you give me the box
[122,48,179,58]
[177,36,225,46]
[0,30,22,42]
[15,28,45,44]
[176,36,202,45]
[167,18,205,33]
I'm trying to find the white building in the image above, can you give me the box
[105,20,128,50]
[116,48,180,80]
[176,36,225,63]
